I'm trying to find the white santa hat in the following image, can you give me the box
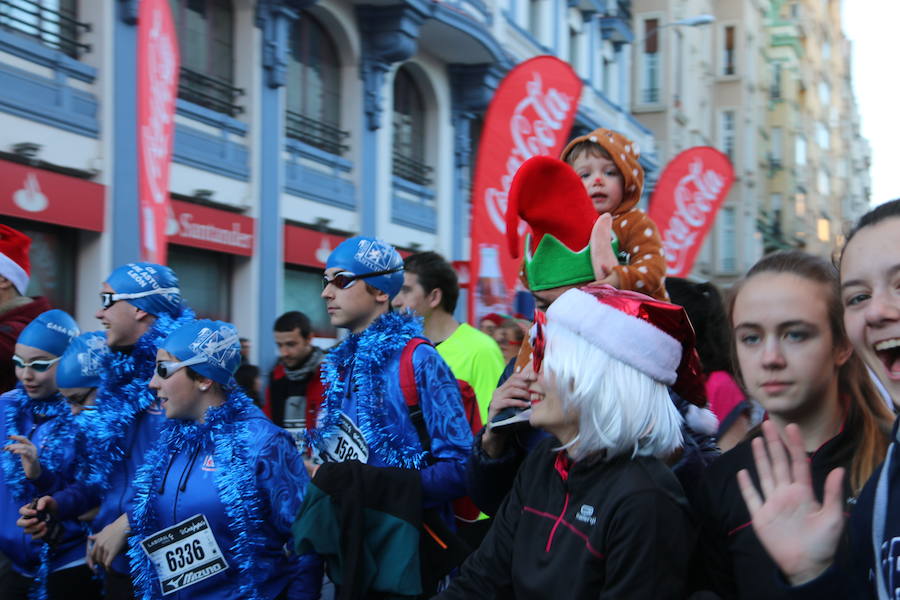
[0,225,31,295]
[547,284,717,435]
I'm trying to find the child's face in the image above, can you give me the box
[571,151,624,214]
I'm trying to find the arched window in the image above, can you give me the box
[392,66,432,185]
[285,12,346,155]
[168,0,242,116]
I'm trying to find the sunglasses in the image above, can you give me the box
[100,287,180,309]
[12,355,61,373]
[155,355,207,379]
[322,268,400,291]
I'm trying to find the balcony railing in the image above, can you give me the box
[0,0,90,58]
[392,152,433,186]
[178,67,244,117]
[641,87,660,104]
[285,111,349,156]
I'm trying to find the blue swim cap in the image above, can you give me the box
[56,331,109,389]
[17,310,79,357]
[161,320,242,385]
[325,236,404,298]
[105,263,182,317]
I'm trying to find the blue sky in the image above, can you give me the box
[843,2,900,206]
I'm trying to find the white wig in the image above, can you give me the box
[543,320,683,461]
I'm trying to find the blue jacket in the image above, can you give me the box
[51,310,193,575]
[314,316,472,512]
[129,405,320,600]
[788,417,900,600]
[0,389,89,577]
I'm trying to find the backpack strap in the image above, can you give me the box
[400,337,432,454]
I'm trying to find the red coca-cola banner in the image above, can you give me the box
[467,56,582,324]
[648,147,735,277]
[137,0,179,264]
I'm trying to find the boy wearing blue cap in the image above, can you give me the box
[0,310,102,599]
[307,236,472,593]
[18,263,193,600]
[125,319,320,599]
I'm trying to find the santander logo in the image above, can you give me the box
[13,173,48,212]
[661,158,727,275]
[484,73,575,235]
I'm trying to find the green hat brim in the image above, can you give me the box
[524,233,594,292]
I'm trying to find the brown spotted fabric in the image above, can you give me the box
[560,128,668,301]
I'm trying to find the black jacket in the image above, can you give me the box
[438,437,694,600]
[693,422,860,599]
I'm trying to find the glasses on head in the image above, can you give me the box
[12,355,61,373]
[100,287,180,309]
[155,355,207,380]
[322,268,401,291]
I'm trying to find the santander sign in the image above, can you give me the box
[648,147,734,277]
[468,56,582,323]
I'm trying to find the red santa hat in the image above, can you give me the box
[0,225,31,295]
[547,283,708,408]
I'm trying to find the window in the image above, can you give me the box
[719,206,737,272]
[169,0,241,116]
[568,25,580,71]
[818,81,830,106]
[816,122,830,150]
[771,193,782,212]
[285,13,347,155]
[284,267,336,338]
[0,0,85,57]
[392,66,432,186]
[771,63,782,99]
[640,18,660,103]
[722,25,736,76]
[720,110,736,161]
[770,127,783,167]
[167,245,232,320]
[795,137,807,165]
[528,0,541,39]
[818,169,830,196]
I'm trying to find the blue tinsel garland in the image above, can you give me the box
[84,308,194,494]
[1,385,80,600]
[307,312,427,469]
[127,388,267,600]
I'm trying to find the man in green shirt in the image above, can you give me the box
[392,252,505,424]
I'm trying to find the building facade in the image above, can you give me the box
[631,0,768,286]
[0,0,653,371]
[761,0,871,257]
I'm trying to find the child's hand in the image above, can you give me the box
[596,270,621,289]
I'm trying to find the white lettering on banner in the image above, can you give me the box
[140,6,178,253]
[484,73,575,234]
[661,159,726,275]
[176,213,253,249]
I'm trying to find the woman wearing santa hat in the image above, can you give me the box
[436,284,697,599]
[0,225,52,394]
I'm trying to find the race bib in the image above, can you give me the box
[140,514,228,595]
[319,411,369,464]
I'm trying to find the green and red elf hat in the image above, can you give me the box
[506,156,617,291]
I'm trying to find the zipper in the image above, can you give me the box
[545,492,571,553]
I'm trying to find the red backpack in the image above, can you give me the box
[399,337,483,522]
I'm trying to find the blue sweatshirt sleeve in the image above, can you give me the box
[413,345,472,504]
[255,429,323,599]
